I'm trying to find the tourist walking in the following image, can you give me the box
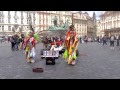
[110,35,115,49]
[103,35,107,46]
[116,35,120,46]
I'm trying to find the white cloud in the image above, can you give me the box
[82,11,104,19]
[71,11,104,19]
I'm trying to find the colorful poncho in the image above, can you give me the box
[63,30,78,64]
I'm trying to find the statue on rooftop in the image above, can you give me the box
[53,16,58,27]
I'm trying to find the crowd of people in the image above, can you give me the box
[42,35,64,49]
[0,25,79,66]
[10,34,23,51]
[40,25,79,65]
[96,35,120,49]
[8,32,39,63]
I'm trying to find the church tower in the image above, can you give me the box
[93,12,97,38]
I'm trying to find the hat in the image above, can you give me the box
[70,25,74,28]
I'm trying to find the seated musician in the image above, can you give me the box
[50,38,63,51]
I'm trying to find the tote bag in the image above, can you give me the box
[30,47,36,58]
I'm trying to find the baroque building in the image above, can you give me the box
[99,11,120,37]
[0,11,39,35]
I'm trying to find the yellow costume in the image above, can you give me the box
[63,29,78,65]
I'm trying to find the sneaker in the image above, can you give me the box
[72,60,76,65]
[31,60,35,63]
[27,60,31,63]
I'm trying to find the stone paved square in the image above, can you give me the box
[0,42,120,79]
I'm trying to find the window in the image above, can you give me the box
[21,12,23,20]
[33,20,35,24]
[8,17,11,23]
[33,14,35,20]
[21,19,23,24]
[20,26,23,31]
[0,18,1,23]
[8,26,11,31]
[27,12,29,17]
[41,27,43,31]
[2,18,4,23]
[39,20,40,24]
[41,15,43,19]
[44,20,46,25]
[15,19,17,23]
[41,20,43,25]
[27,20,29,24]
[2,26,4,31]
[34,13,35,16]
[15,11,17,15]
[44,27,46,30]
[21,12,23,24]
[8,11,10,16]
[0,11,1,16]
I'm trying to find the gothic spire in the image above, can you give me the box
[93,12,96,26]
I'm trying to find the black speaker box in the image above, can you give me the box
[46,57,55,65]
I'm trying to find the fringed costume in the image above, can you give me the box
[63,25,79,65]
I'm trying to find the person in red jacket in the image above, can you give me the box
[56,38,62,47]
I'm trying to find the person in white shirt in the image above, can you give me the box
[110,35,115,49]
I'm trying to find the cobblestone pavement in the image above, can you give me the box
[0,42,120,79]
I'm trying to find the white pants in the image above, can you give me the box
[30,47,36,58]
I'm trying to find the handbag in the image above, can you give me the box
[30,47,36,58]
[30,51,33,58]
[33,67,43,73]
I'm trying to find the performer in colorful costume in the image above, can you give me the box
[63,25,79,65]
[24,32,31,63]
[24,31,40,63]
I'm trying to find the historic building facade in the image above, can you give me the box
[73,11,96,38]
[100,11,120,37]
[84,12,95,38]
[0,11,39,35]
[0,11,96,38]
[73,11,88,38]
[38,11,72,31]
[38,11,96,38]
[96,20,104,37]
